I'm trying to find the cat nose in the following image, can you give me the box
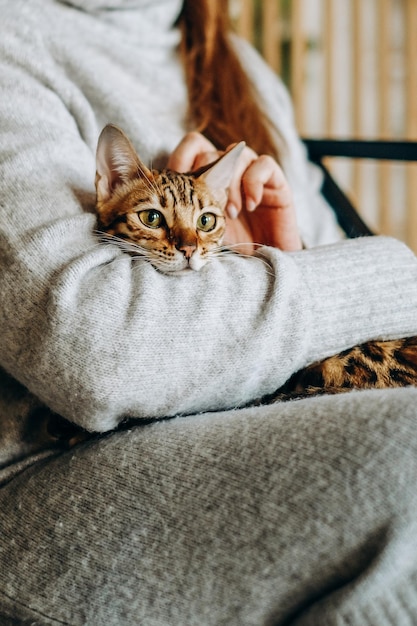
[177,243,196,259]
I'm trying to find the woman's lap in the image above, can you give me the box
[1,387,417,626]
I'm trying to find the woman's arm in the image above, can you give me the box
[1,23,417,434]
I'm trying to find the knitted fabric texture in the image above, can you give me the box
[1,1,417,624]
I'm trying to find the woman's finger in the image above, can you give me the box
[241,155,293,212]
[239,156,302,251]
[167,132,217,172]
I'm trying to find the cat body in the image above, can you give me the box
[272,336,417,400]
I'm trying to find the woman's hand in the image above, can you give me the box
[167,132,302,252]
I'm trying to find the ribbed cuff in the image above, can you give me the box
[288,236,417,363]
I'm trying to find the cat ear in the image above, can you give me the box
[95,124,151,203]
[197,141,246,190]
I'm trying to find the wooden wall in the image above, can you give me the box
[231,0,417,250]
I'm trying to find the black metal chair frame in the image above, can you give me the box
[303,138,417,238]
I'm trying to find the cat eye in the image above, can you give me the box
[197,213,216,232]
[138,209,164,229]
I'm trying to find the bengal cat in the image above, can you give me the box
[46,125,417,448]
[93,124,417,402]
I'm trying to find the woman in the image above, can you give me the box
[1,1,417,624]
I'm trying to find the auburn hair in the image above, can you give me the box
[179,0,280,161]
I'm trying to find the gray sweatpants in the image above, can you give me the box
[1,387,417,625]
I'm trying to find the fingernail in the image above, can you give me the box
[227,202,238,219]
[246,199,257,212]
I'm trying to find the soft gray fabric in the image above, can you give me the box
[2,389,417,625]
[1,0,417,624]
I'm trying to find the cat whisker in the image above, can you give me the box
[96,231,178,273]
[96,231,155,259]
[208,242,263,257]
[205,244,276,278]
[221,242,263,250]
[208,242,264,257]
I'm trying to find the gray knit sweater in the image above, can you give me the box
[2,1,417,625]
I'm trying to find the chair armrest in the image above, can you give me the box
[301,138,417,238]
[303,138,417,163]
[302,138,417,238]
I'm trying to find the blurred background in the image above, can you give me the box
[230,0,417,251]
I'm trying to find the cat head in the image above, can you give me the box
[95,124,244,274]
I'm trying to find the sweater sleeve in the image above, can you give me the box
[1,21,417,434]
